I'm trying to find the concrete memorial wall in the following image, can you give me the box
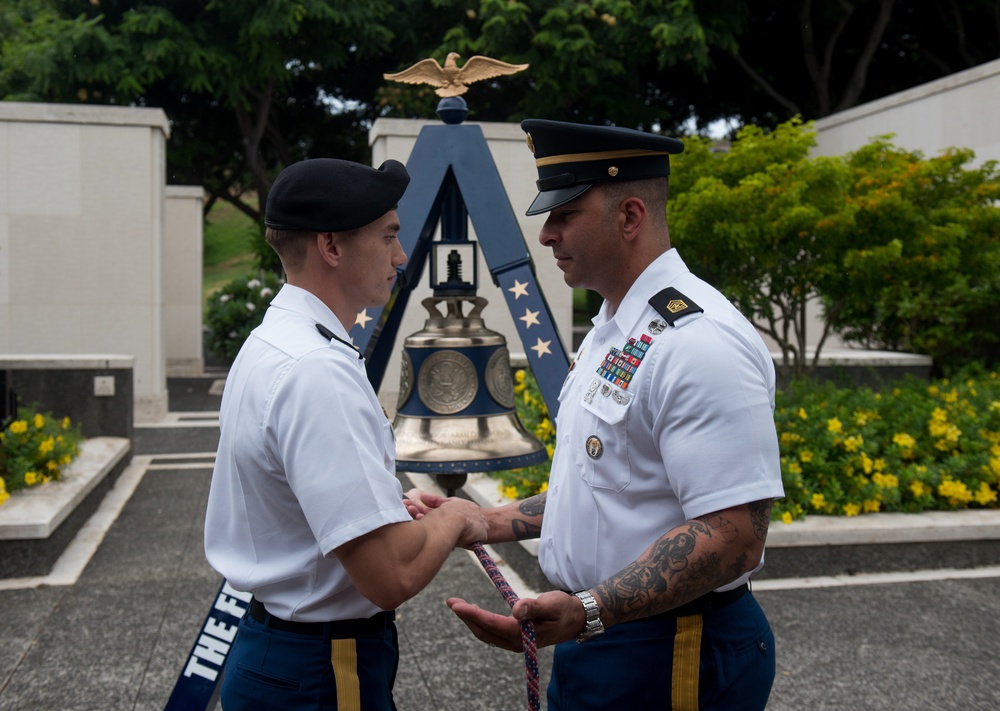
[0,102,205,424]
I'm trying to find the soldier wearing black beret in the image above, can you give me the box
[206,157,487,711]
[447,120,784,711]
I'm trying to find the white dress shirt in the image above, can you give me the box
[539,249,785,593]
[205,284,411,622]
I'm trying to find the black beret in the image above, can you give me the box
[264,158,410,232]
[520,119,684,216]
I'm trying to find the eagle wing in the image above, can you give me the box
[457,56,530,85]
[383,58,448,88]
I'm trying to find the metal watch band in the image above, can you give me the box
[572,590,605,643]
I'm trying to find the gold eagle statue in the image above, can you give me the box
[383,52,529,97]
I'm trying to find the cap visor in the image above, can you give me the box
[525,184,594,216]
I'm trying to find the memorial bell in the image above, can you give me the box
[393,184,547,494]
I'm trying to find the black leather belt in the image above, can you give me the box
[248,598,394,637]
[657,582,750,619]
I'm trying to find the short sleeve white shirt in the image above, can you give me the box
[539,249,785,593]
[204,284,411,622]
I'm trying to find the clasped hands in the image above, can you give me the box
[404,488,586,651]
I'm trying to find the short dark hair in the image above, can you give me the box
[599,177,670,228]
[265,227,314,272]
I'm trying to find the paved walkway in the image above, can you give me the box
[1,375,999,710]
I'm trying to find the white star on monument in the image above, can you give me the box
[520,308,540,328]
[531,338,552,357]
[508,280,529,299]
[355,309,372,329]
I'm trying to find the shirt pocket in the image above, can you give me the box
[575,385,632,492]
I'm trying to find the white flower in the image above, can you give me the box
[220,294,231,303]
[247,279,262,289]
[246,302,256,312]
[228,330,238,338]
[260,287,273,298]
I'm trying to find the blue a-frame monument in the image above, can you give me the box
[166,103,570,709]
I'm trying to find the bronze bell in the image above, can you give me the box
[393,293,547,493]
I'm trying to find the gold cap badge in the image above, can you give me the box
[666,299,688,313]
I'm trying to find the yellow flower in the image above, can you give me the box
[872,472,899,489]
[893,432,916,449]
[909,481,928,497]
[539,481,548,493]
[502,485,518,500]
[974,483,997,506]
[39,436,55,456]
[545,444,555,459]
[796,408,808,420]
[799,450,814,463]
[33,413,45,429]
[843,503,861,516]
[938,478,972,505]
[781,511,793,525]
[787,462,802,475]
[863,499,881,513]
[810,493,826,510]
[860,452,874,474]
[943,389,959,403]
[827,418,843,434]
[9,420,27,435]
[24,471,38,486]
[61,416,72,429]
[843,435,864,452]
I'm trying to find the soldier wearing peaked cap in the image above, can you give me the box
[205,157,487,710]
[446,120,785,710]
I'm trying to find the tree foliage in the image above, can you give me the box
[670,119,854,378]
[2,0,998,276]
[670,120,1000,377]
[824,141,1000,370]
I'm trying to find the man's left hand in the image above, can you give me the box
[446,590,586,652]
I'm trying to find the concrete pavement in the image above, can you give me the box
[1,374,998,710]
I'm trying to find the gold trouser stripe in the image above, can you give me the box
[535,148,670,167]
[331,638,361,711]
[671,614,703,711]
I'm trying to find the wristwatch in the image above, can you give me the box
[572,590,605,643]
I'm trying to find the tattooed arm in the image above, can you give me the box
[482,493,547,543]
[447,498,772,651]
[592,498,772,626]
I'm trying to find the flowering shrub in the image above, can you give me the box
[773,365,1000,522]
[205,271,284,362]
[488,365,1000,522]
[0,409,84,505]
[490,369,556,499]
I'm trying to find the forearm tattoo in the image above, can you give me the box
[748,498,772,543]
[594,506,762,625]
[510,493,546,540]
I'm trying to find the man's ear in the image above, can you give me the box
[619,197,647,242]
[316,231,342,268]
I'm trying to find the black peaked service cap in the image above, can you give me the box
[264,158,410,232]
[520,119,684,216]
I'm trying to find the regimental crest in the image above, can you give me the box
[384,52,529,98]
[666,299,687,313]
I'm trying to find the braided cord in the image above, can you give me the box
[471,543,541,711]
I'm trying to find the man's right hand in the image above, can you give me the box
[436,497,488,546]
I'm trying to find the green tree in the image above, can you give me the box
[669,118,853,380]
[822,140,1000,372]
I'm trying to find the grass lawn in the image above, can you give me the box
[203,200,258,309]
